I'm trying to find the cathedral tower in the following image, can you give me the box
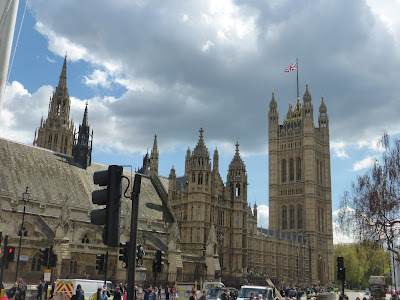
[34,56,74,155]
[72,103,93,169]
[268,83,333,284]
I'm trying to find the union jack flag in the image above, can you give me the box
[285,62,297,72]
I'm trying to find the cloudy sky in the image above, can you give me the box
[1,0,400,244]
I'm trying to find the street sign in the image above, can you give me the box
[13,254,28,261]
[44,269,52,282]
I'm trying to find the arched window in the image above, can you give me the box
[205,173,209,185]
[289,158,294,181]
[297,204,303,229]
[282,160,287,182]
[197,205,201,221]
[320,161,323,185]
[296,158,302,181]
[191,206,194,220]
[31,254,42,272]
[69,259,78,274]
[289,205,295,229]
[236,184,240,197]
[192,172,195,183]
[81,234,89,243]
[282,206,287,230]
[198,172,203,184]
[48,134,52,150]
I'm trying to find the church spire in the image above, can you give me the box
[150,134,159,175]
[58,55,67,89]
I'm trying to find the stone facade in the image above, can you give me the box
[0,57,333,287]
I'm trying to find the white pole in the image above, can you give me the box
[0,0,19,114]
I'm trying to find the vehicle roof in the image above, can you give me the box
[240,286,272,289]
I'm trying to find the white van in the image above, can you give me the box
[54,279,115,299]
[237,285,274,300]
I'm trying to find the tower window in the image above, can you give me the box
[236,212,240,228]
[282,206,287,230]
[48,134,53,150]
[281,160,287,182]
[53,134,58,151]
[197,228,200,242]
[236,184,240,197]
[296,158,302,181]
[205,173,209,185]
[320,161,323,185]
[198,205,201,221]
[191,206,194,220]
[56,102,61,115]
[190,228,193,243]
[198,172,203,184]
[192,173,195,183]
[289,159,294,181]
[289,205,295,229]
[297,204,303,229]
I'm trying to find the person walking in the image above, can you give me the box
[114,286,123,300]
[37,280,44,300]
[165,286,170,300]
[199,291,207,300]
[14,279,27,300]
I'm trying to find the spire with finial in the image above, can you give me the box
[58,55,67,89]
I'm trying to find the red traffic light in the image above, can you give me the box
[9,247,14,253]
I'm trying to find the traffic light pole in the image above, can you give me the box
[127,174,141,300]
[104,251,108,286]
[15,187,29,282]
[0,235,8,287]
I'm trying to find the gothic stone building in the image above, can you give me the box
[0,58,333,287]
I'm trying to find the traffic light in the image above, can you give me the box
[4,246,15,268]
[50,253,57,268]
[38,248,50,267]
[337,267,346,281]
[119,242,129,269]
[91,165,123,247]
[337,256,344,269]
[155,250,162,272]
[96,254,105,271]
[7,246,15,262]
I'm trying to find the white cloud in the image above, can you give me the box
[352,155,375,171]
[201,40,215,52]
[332,207,356,244]
[257,204,269,228]
[83,70,111,89]
[331,141,349,159]
[46,56,55,63]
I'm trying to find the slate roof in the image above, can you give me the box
[0,137,173,223]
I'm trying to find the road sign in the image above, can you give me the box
[44,269,52,282]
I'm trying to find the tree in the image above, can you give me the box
[338,132,400,260]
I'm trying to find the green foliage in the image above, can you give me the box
[334,242,391,289]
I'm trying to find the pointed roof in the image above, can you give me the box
[229,138,245,169]
[58,55,67,89]
[269,90,277,108]
[303,82,311,101]
[152,134,158,153]
[319,95,327,113]
[192,125,209,157]
[82,102,89,127]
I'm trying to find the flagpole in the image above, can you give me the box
[296,57,299,99]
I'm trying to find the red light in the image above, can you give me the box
[9,248,13,253]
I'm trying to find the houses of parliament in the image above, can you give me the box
[0,57,333,287]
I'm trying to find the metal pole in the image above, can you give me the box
[296,57,299,99]
[0,235,8,286]
[104,251,108,286]
[15,187,29,282]
[127,175,141,300]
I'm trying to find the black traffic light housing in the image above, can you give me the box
[96,254,105,271]
[119,242,130,269]
[91,165,123,247]
[155,250,162,272]
[38,247,50,267]
[337,256,345,281]
[7,246,15,262]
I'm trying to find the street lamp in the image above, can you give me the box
[15,187,29,282]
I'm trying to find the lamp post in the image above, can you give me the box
[15,187,29,282]
[218,233,223,280]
